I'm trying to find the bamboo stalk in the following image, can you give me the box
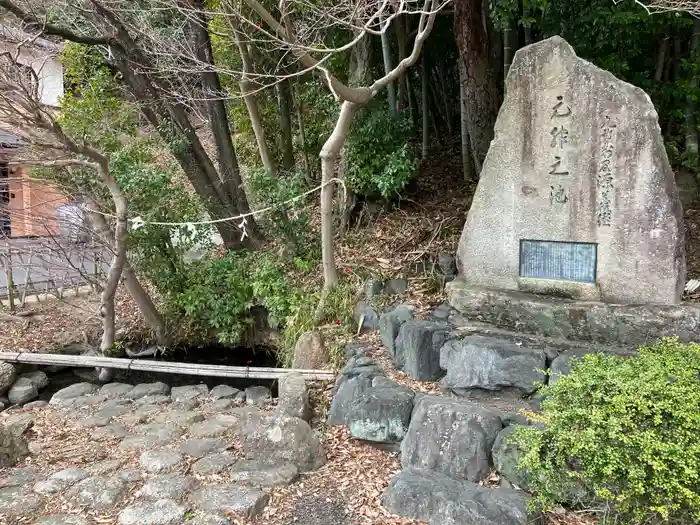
[0,352,337,381]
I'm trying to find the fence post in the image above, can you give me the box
[5,253,15,311]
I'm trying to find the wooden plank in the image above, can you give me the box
[0,352,337,381]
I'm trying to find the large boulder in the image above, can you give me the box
[379,306,414,359]
[345,377,414,443]
[455,36,684,306]
[394,321,447,381]
[327,374,373,426]
[8,377,38,405]
[0,363,17,395]
[401,395,503,482]
[382,468,531,525]
[492,426,531,490]
[0,424,29,467]
[354,301,379,332]
[291,331,328,369]
[240,414,325,472]
[277,373,311,421]
[440,335,546,395]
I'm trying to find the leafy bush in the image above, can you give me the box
[171,252,254,345]
[345,107,418,200]
[170,250,325,355]
[247,167,313,250]
[514,338,700,523]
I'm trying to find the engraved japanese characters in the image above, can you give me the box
[456,36,685,304]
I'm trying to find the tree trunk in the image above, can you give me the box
[686,20,700,161]
[85,195,167,344]
[523,1,533,45]
[95,4,254,250]
[380,12,397,116]
[406,71,418,127]
[503,17,518,82]
[320,102,357,288]
[190,7,260,245]
[231,18,277,175]
[277,78,296,172]
[422,53,429,159]
[459,60,476,182]
[437,63,453,134]
[396,14,409,110]
[454,0,500,174]
[339,31,371,232]
[294,77,313,181]
[655,34,669,83]
[96,165,128,382]
[429,77,448,131]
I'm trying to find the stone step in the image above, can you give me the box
[446,279,700,347]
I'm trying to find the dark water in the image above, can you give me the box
[36,344,280,400]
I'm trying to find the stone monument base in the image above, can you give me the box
[446,279,700,347]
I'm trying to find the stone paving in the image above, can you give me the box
[0,380,325,525]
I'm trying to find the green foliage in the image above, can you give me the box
[170,250,314,351]
[171,252,253,345]
[346,108,418,200]
[250,256,304,329]
[247,168,312,249]
[518,0,699,170]
[514,338,700,524]
[278,279,357,368]
[59,44,137,153]
[58,42,209,304]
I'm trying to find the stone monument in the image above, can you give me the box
[457,36,685,305]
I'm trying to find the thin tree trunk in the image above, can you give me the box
[429,78,448,131]
[673,36,682,81]
[655,34,669,82]
[320,102,357,288]
[96,164,128,382]
[230,18,276,175]
[454,0,500,173]
[406,71,417,127]
[396,14,408,109]
[84,195,167,345]
[437,64,453,134]
[294,77,312,181]
[459,60,476,182]
[523,1,533,45]
[380,12,397,116]
[503,18,517,82]
[190,6,260,244]
[277,78,296,172]
[686,20,700,161]
[422,53,429,159]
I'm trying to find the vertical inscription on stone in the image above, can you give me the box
[549,95,572,205]
[596,115,617,226]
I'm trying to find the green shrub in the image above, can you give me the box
[247,167,313,251]
[171,252,254,345]
[514,338,700,523]
[345,107,418,200]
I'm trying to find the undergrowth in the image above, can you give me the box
[166,246,359,369]
[513,338,700,524]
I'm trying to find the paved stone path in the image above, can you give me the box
[0,381,330,525]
